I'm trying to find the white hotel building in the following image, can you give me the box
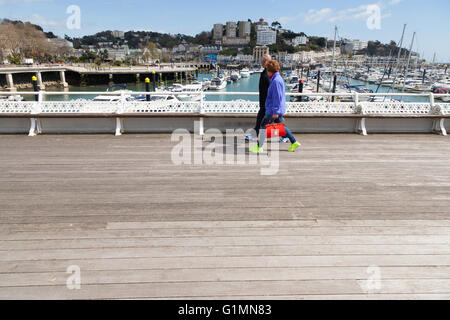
[292,35,308,46]
[256,24,277,46]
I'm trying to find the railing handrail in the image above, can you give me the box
[1,91,450,98]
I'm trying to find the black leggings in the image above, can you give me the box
[254,107,266,136]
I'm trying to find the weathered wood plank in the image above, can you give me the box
[2,266,450,287]
[3,219,450,233]
[2,226,450,241]
[2,244,450,262]
[1,235,450,251]
[1,279,450,300]
[2,255,450,274]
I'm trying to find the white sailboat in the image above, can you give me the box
[93,85,134,102]
[155,83,203,102]
[209,77,227,90]
[240,68,250,78]
[0,95,23,101]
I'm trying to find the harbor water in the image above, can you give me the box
[17,73,430,103]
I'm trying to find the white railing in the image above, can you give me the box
[1,91,449,116]
[0,91,448,137]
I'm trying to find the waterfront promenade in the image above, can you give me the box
[1,133,450,299]
[0,63,203,90]
[0,63,204,74]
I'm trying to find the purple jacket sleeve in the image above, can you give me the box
[265,73,287,115]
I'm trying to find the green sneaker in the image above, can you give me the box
[250,145,264,153]
[288,142,301,152]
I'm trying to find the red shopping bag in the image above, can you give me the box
[266,123,286,139]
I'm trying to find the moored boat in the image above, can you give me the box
[209,76,227,90]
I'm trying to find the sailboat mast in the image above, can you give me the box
[384,24,407,97]
[394,24,407,77]
[330,26,337,91]
[400,32,416,99]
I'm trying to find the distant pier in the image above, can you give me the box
[0,63,209,90]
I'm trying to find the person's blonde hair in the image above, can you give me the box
[262,54,271,62]
[266,60,280,73]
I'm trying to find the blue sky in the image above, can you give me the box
[1,0,449,62]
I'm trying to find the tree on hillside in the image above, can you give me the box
[79,50,97,63]
[220,48,238,56]
[309,37,327,48]
[99,49,109,62]
[271,21,282,30]
[192,31,213,45]
[361,40,405,57]
[142,42,159,62]
[0,23,22,61]
[0,22,50,62]
[0,48,5,63]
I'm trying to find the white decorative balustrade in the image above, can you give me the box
[3,100,434,115]
[439,103,450,115]
[40,101,121,114]
[119,101,201,114]
[201,101,259,113]
[0,101,37,114]
[0,91,448,115]
[0,91,448,136]
[287,102,357,114]
[360,102,435,115]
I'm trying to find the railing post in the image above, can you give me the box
[430,92,447,136]
[29,90,43,137]
[115,118,123,136]
[439,118,447,136]
[28,118,38,137]
[199,91,204,115]
[115,92,125,136]
[355,92,367,136]
[198,91,204,136]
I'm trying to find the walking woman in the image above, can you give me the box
[250,60,300,153]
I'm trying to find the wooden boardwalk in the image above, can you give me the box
[0,133,450,299]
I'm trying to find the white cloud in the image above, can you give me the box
[389,0,403,5]
[279,15,297,25]
[295,3,391,25]
[3,13,63,28]
[27,13,61,27]
[303,8,333,24]
[329,5,371,22]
